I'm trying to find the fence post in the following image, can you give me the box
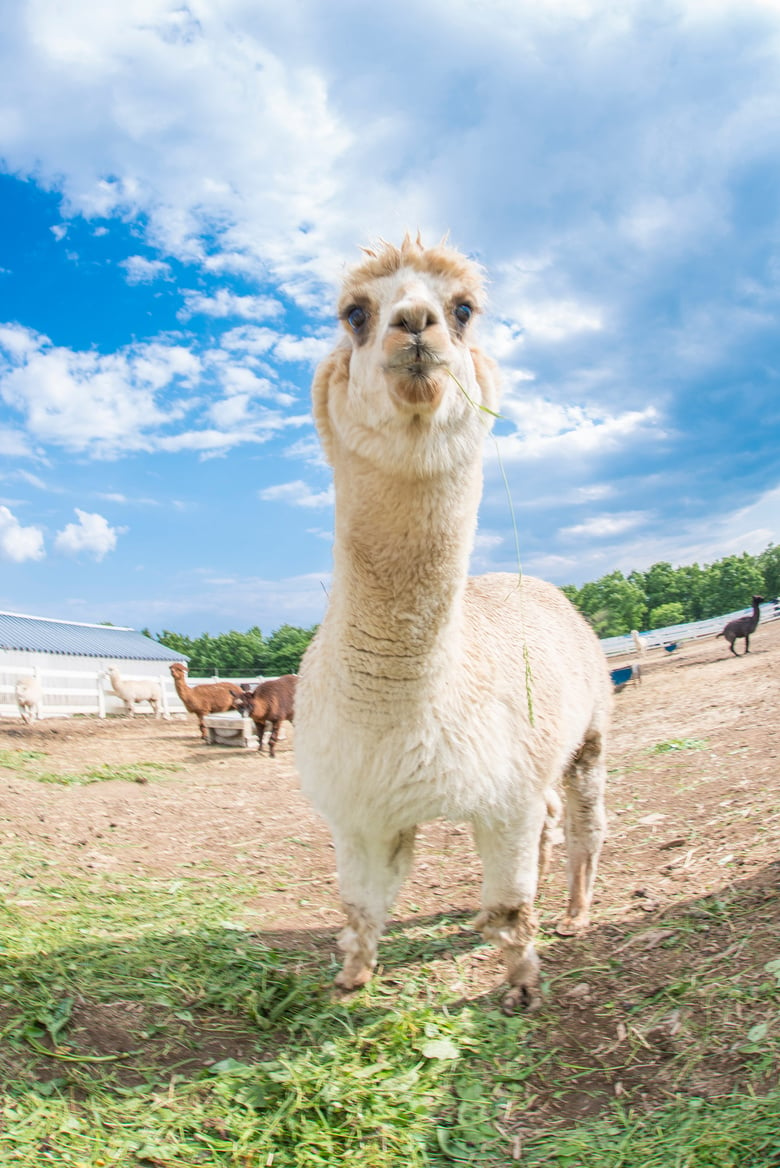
[97,673,106,718]
[33,667,44,721]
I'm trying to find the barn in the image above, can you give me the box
[0,610,188,720]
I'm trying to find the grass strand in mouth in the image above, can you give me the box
[445,366,535,724]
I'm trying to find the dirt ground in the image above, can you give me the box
[1,617,779,1123]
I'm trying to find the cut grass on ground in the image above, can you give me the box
[1,845,778,1166]
[0,748,181,785]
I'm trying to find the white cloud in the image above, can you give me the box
[0,426,36,458]
[258,479,333,508]
[0,505,45,562]
[220,324,332,366]
[560,511,652,539]
[516,300,604,343]
[14,470,49,490]
[220,326,278,356]
[0,326,201,457]
[210,394,250,427]
[494,397,665,462]
[121,254,172,283]
[179,289,283,321]
[54,509,123,560]
[272,334,332,364]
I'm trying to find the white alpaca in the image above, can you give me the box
[106,667,163,718]
[15,675,43,724]
[295,236,611,1012]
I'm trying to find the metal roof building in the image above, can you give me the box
[0,610,187,719]
[0,611,184,661]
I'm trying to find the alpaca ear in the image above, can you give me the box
[311,344,351,467]
[470,346,501,416]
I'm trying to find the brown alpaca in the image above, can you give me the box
[169,662,244,739]
[238,674,297,756]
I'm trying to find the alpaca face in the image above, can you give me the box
[314,240,499,478]
[341,267,481,415]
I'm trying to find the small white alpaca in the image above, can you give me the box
[15,675,43,724]
[106,667,163,718]
[295,236,612,1012]
[631,629,645,654]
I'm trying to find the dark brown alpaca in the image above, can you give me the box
[716,595,764,656]
[237,674,297,756]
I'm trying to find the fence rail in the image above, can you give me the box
[0,668,262,720]
[600,600,780,657]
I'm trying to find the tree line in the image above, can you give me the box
[561,543,780,638]
[142,543,780,671]
[141,623,318,678]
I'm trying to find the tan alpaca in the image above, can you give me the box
[169,662,244,740]
[295,236,611,1012]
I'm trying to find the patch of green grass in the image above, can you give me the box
[651,738,709,753]
[0,749,181,786]
[0,748,48,771]
[34,760,182,786]
[519,1092,780,1166]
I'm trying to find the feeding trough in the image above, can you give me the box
[610,665,641,692]
[202,711,256,748]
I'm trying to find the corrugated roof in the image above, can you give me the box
[0,611,186,661]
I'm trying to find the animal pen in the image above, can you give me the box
[0,610,187,719]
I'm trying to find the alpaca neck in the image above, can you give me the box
[327,450,481,689]
[173,675,191,700]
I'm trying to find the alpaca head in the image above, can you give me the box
[313,235,500,477]
[169,662,188,679]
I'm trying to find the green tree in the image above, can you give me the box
[208,628,266,676]
[648,602,686,629]
[699,553,765,619]
[674,562,706,621]
[639,562,678,616]
[757,543,780,599]
[574,571,646,637]
[264,624,318,675]
[157,630,195,661]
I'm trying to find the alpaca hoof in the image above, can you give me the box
[334,965,373,991]
[501,983,542,1015]
[555,912,589,937]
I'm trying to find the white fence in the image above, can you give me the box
[0,669,263,721]
[600,599,780,658]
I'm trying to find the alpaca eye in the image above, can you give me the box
[347,306,367,331]
[454,303,473,325]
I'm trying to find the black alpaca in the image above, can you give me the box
[716,595,764,656]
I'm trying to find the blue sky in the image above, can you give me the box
[1,0,779,637]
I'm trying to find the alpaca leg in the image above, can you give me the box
[744,635,750,654]
[471,807,547,1013]
[557,729,607,936]
[538,789,562,881]
[331,825,417,990]
[268,721,279,757]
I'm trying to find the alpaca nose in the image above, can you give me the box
[389,301,440,335]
